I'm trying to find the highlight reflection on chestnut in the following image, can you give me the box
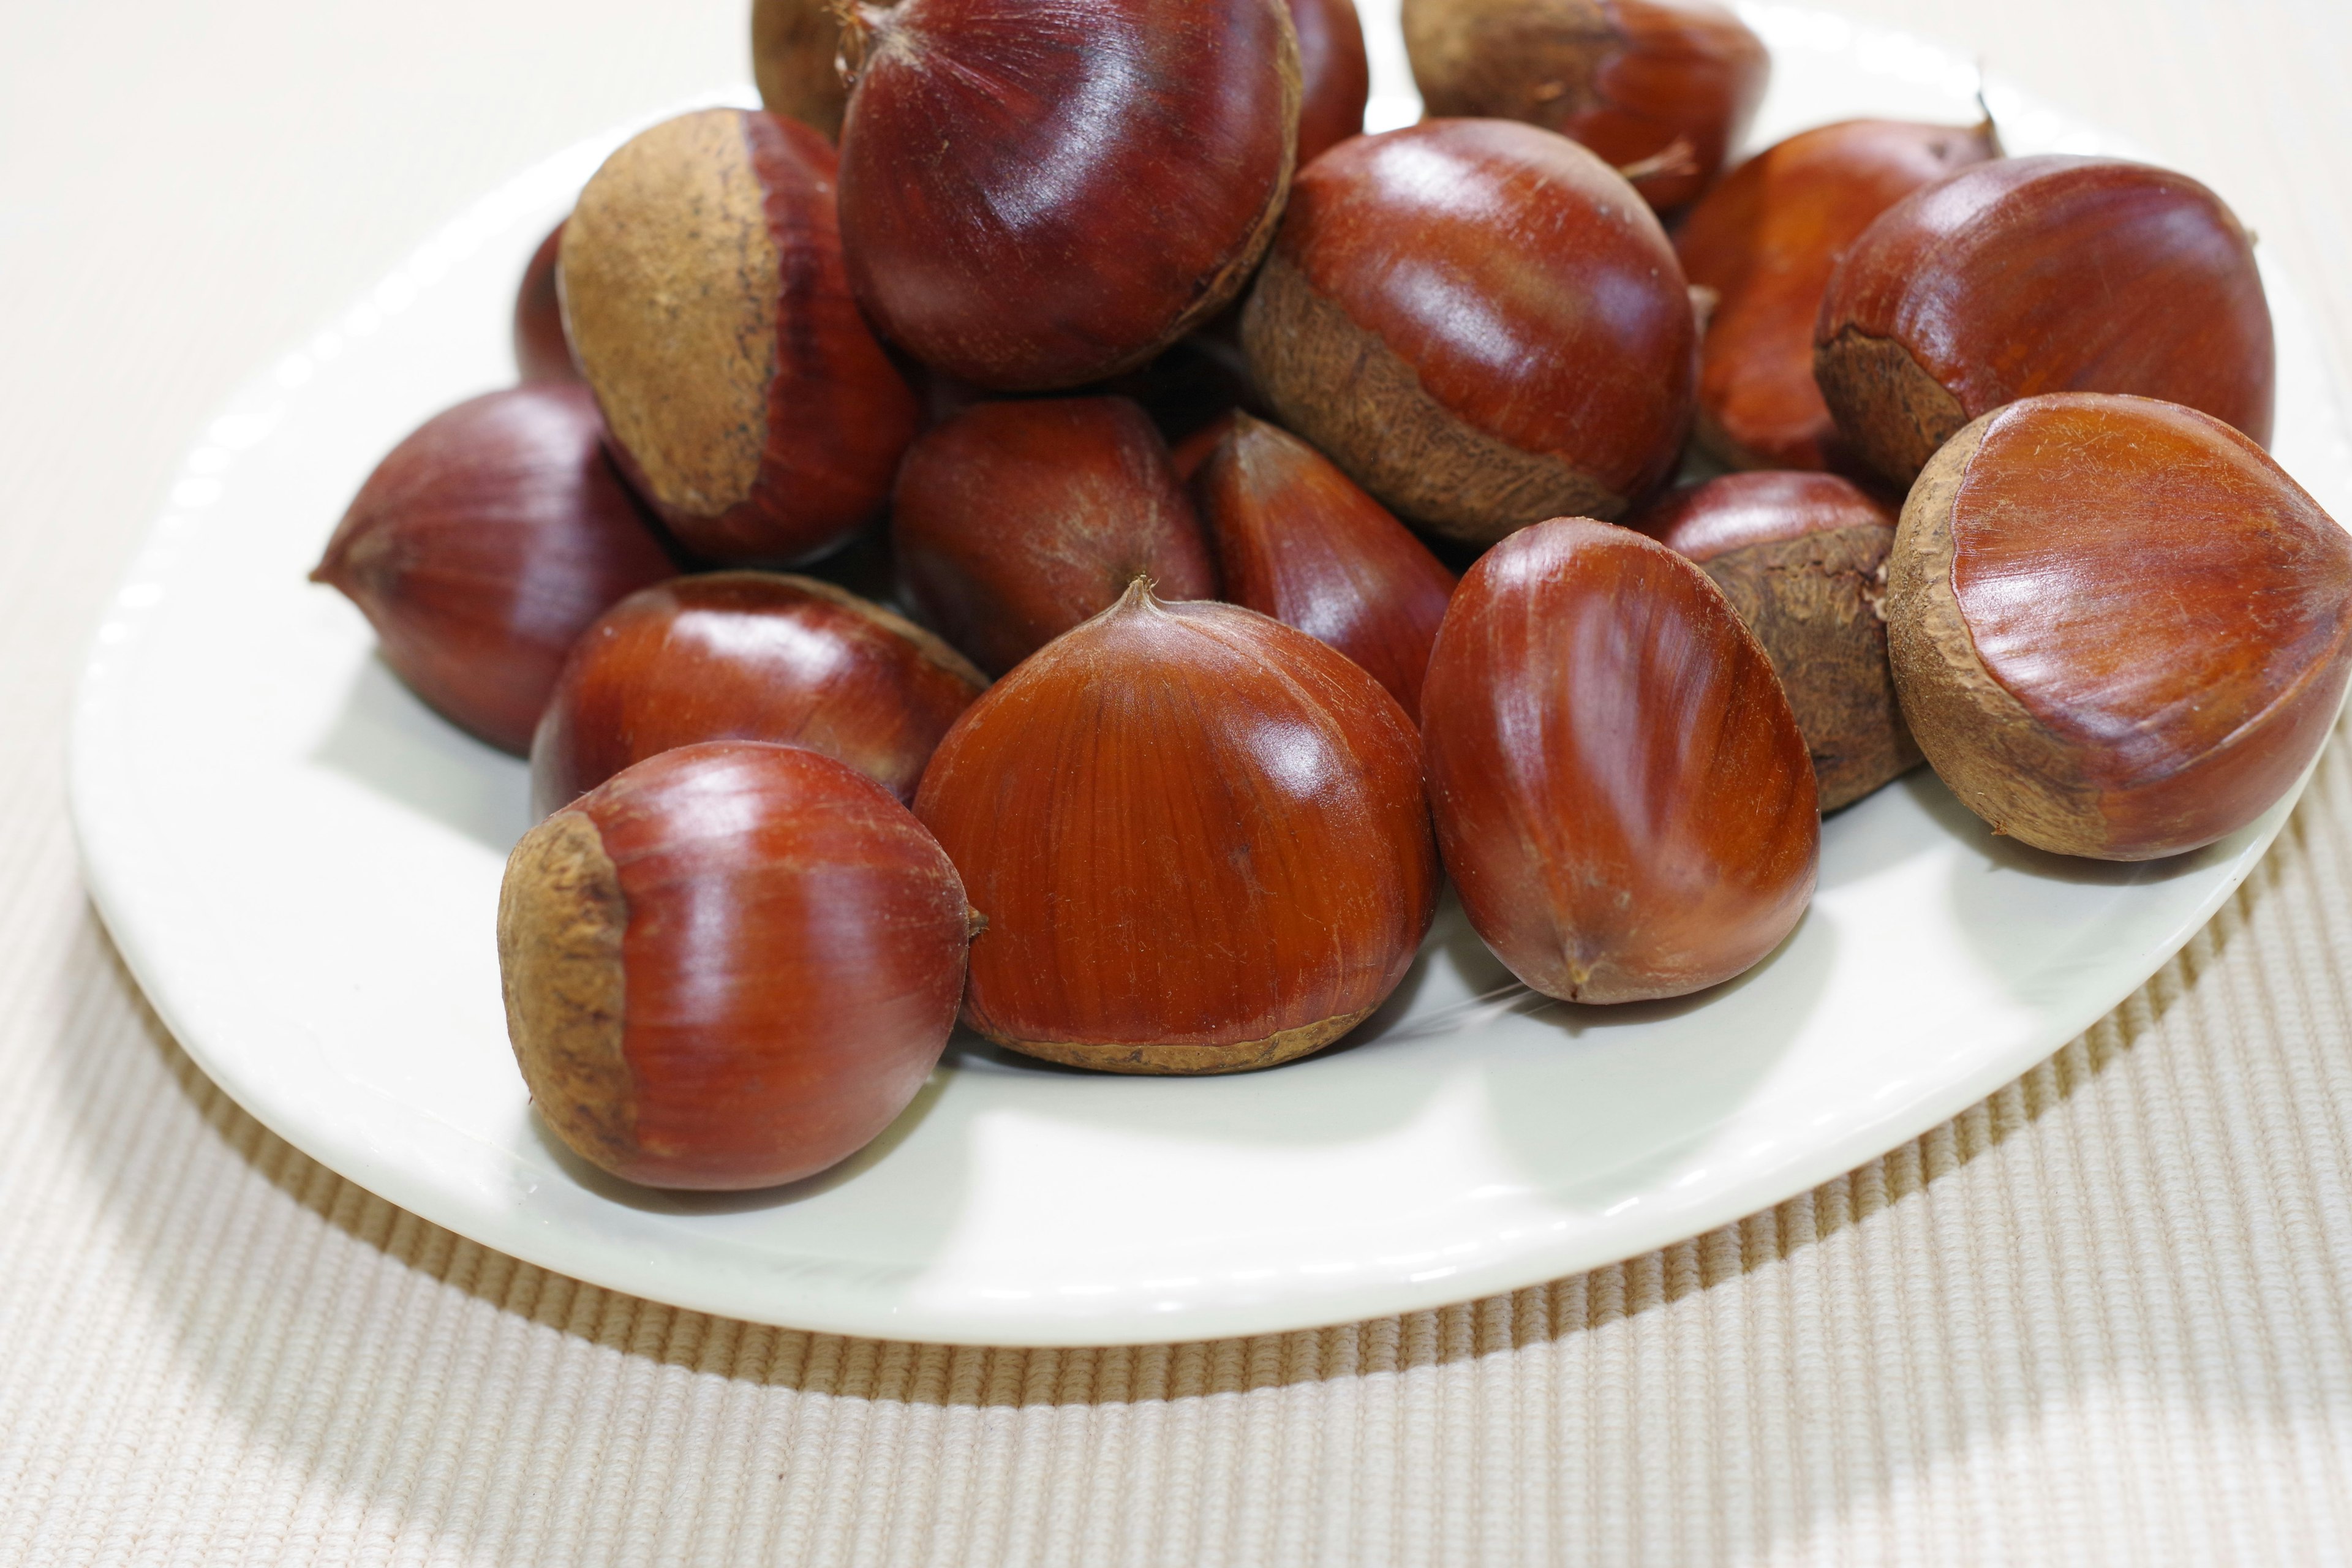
[1422,518,1819,1003]
[530,571,987,818]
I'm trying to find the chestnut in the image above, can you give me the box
[916,580,1439,1073]
[1242,119,1695,543]
[1815,155,2274,487]
[1630,472,1920,810]
[1193,413,1457,718]
[1887,393,2352,861]
[1291,0,1372,167]
[311,384,676,755]
[1401,0,1770,213]
[1674,118,2002,472]
[513,219,579,383]
[752,0,848,140]
[891,396,1218,675]
[835,0,1301,390]
[500,740,971,1189]
[561,108,919,565]
[1422,518,1819,1003]
[531,571,987,818]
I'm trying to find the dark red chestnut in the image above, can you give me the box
[835,0,1301,390]
[917,581,1439,1072]
[1242,119,1695,543]
[531,571,987,818]
[1888,394,2352,861]
[891,396,1218,674]
[1815,155,2274,486]
[513,219,579,383]
[500,741,972,1189]
[752,0,848,140]
[1631,472,1918,810]
[1402,0,1770,212]
[1291,0,1371,166]
[311,384,676,755]
[1422,518,1819,1002]
[561,108,919,564]
[1675,118,2002,472]
[1193,413,1457,718]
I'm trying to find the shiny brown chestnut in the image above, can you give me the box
[1631,472,1919,810]
[1815,155,2275,487]
[1888,394,2352,861]
[835,0,1301,390]
[1292,0,1372,166]
[531,571,987,819]
[311,384,676,755]
[752,0,849,140]
[892,396,1218,675]
[562,108,919,564]
[1675,118,2002,472]
[1402,0,1769,212]
[500,740,972,1189]
[1422,518,1819,1002]
[513,219,579,383]
[1193,413,1457,718]
[916,581,1439,1072]
[1242,119,1695,543]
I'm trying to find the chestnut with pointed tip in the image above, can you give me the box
[1401,0,1769,212]
[916,581,1439,1072]
[311,384,676,755]
[752,0,850,140]
[836,0,1302,390]
[1815,155,2274,487]
[1423,518,1819,1003]
[1631,472,1918,810]
[1888,394,2352,861]
[530,571,987,819]
[1193,413,1457,717]
[1242,119,1696,543]
[513,219,579,383]
[500,740,971,1189]
[891,396,1218,675]
[561,108,919,564]
[1675,118,2002,472]
[1292,0,1372,165]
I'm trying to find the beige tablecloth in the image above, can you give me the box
[7,1,2352,1561]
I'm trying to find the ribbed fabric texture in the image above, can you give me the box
[10,1,2352,1561]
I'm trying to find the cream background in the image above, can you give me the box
[7,1,2352,1561]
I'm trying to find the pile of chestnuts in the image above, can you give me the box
[312,0,2351,1192]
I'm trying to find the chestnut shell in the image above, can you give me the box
[513,219,579,383]
[1292,0,1372,166]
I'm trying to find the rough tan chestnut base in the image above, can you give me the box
[1815,326,1969,487]
[1242,254,1625,541]
[989,1006,1377,1076]
[751,0,849,140]
[497,810,636,1166]
[562,111,776,521]
[1885,417,2109,854]
[1401,0,1610,129]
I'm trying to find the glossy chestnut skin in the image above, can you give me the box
[1632,472,1919,810]
[530,571,987,818]
[1422,518,1819,1002]
[752,0,848,140]
[1242,119,1696,543]
[917,582,1439,1072]
[891,397,1218,675]
[1675,118,2002,472]
[562,109,919,564]
[311,384,676,755]
[513,219,578,383]
[500,741,971,1190]
[1888,394,2352,861]
[1402,0,1770,212]
[837,0,1301,390]
[1193,413,1457,718]
[1292,0,1371,166]
[1815,155,2275,486]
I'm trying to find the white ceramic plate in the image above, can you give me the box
[70,3,2352,1346]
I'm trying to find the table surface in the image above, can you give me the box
[7,1,2352,1562]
